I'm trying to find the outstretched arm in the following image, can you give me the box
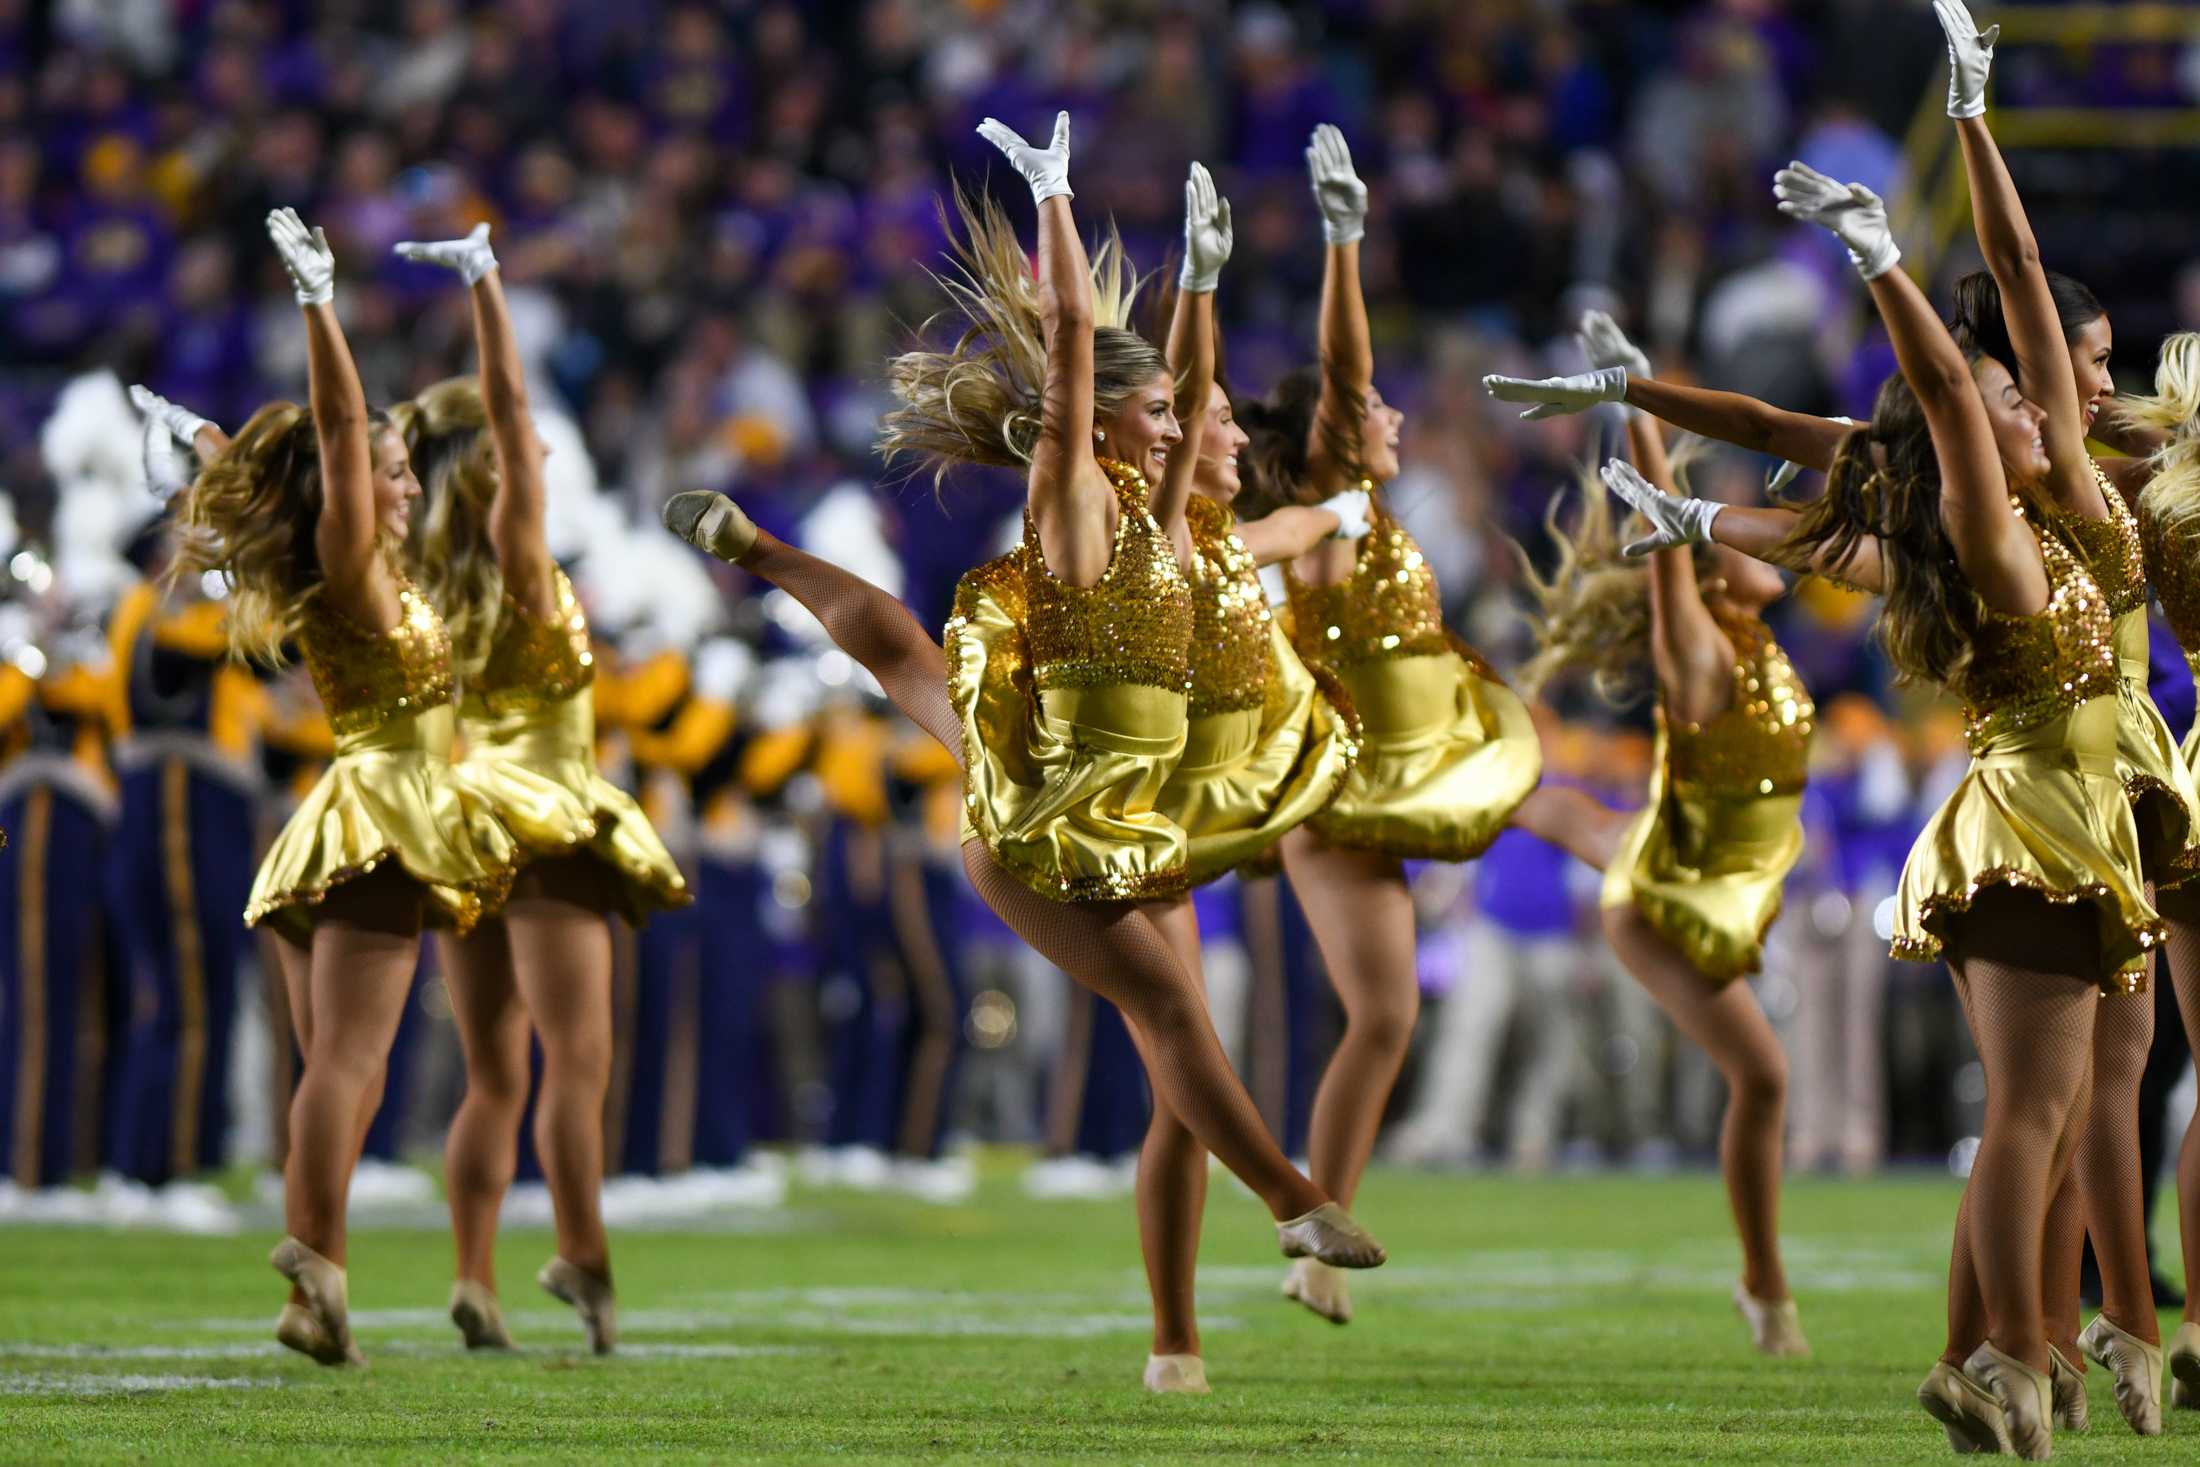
[1306,125,1373,495]
[268,209,386,615]
[396,222,556,616]
[1154,163,1229,559]
[1484,365,1855,472]
[1618,419,1732,725]
[979,112,1111,586]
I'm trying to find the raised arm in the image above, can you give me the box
[1305,125,1373,495]
[267,209,390,621]
[1621,417,1732,725]
[1153,163,1228,558]
[978,112,1112,585]
[130,386,228,504]
[1937,0,2100,520]
[1776,163,2039,611]
[395,222,556,616]
[1483,363,1855,472]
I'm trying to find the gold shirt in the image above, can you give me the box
[1183,495,1271,717]
[1665,614,1815,799]
[296,579,453,738]
[1955,508,2117,754]
[1018,459,1192,695]
[1284,485,1450,670]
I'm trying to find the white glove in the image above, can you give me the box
[1314,487,1372,541]
[976,111,1072,205]
[130,384,211,449]
[1178,162,1232,294]
[1482,366,1629,421]
[1601,458,1722,559]
[1305,124,1367,246]
[1765,416,1853,496]
[266,207,335,306]
[1773,162,1900,281]
[1577,309,1651,380]
[131,386,213,504]
[1932,0,1998,120]
[393,221,497,286]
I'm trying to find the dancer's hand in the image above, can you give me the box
[1933,0,1998,120]
[1577,309,1650,380]
[1773,163,1900,281]
[1179,162,1233,294]
[1601,458,1722,559]
[131,385,212,504]
[393,221,498,286]
[977,111,1073,205]
[130,384,211,450]
[1315,487,1373,541]
[266,207,335,306]
[1305,124,1367,246]
[1482,367,1629,421]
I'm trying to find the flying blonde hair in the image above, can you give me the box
[390,377,505,682]
[877,188,1164,486]
[2131,331,2200,537]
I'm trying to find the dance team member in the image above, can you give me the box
[665,114,1385,1279]
[1234,126,1542,1325]
[393,222,692,1355]
[1134,163,1370,1393]
[174,210,518,1366]
[1518,391,1811,1357]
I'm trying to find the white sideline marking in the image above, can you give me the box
[0,1372,280,1396]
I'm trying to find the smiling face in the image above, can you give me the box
[370,425,423,540]
[1098,371,1182,484]
[2067,313,2114,433]
[1973,356,2050,486]
[1361,385,1403,483]
[1191,382,1251,503]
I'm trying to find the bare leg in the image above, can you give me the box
[1134,897,1210,1360]
[440,919,529,1294]
[961,841,1327,1223]
[504,858,616,1278]
[1603,904,1792,1301]
[1282,831,1418,1207]
[2155,892,2200,1328]
[1511,784,1630,873]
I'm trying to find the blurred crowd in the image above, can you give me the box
[6,0,2200,1226]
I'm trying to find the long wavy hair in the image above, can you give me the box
[1947,267,2103,381]
[2130,331,2200,537]
[1515,446,1714,706]
[165,401,390,665]
[877,188,1164,486]
[1235,361,1367,520]
[1770,370,2025,689]
[390,377,504,679]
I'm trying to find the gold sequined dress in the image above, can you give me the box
[245,575,519,944]
[1892,504,2161,987]
[1599,614,1812,981]
[946,460,1194,901]
[451,567,690,924]
[2048,467,2199,884]
[1282,488,1540,859]
[1154,495,1360,884]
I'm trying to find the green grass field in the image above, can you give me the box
[0,1159,2189,1464]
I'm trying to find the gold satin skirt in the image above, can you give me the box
[246,703,518,944]
[949,585,1190,902]
[1308,648,1541,862]
[1893,695,2161,989]
[1159,626,1358,886]
[2108,615,2200,886]
[1600,749,1803,983]
[455,692,691,926]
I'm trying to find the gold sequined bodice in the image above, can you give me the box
[1184,495,1271,717]
[465,567,596,719]
[1959,507,2117,751]
[2046,464,2147,620]
[1664,616,1814,797]
[1017,460,1192,695]
[296,577,454,738]
[1285,486,1448,670]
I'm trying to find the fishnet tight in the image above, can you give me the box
[738,527,1323,1223]
[2151,889,2200,1329]
[1937,888,2106,1375]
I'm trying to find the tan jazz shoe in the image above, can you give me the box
[268,1236,365,1367]
[1281,1257,1352,1325]
[2046,1344,2088,1433]
[1731,1283,1808,1358]
[1964,1343,2052,1461]
[538,1257,617,1356]
[449,1279,515,1351]
[2170,1320,2200,1409]
[662,491,758,564]
[1275,1202,1385,1269]
[1142,1353,1210,1395]
[1916,1359,2012,1455]
[2078,1313,2163,1436]
[274,1302,347,1366]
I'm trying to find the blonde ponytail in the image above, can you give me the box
[2133,332,2200,536]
